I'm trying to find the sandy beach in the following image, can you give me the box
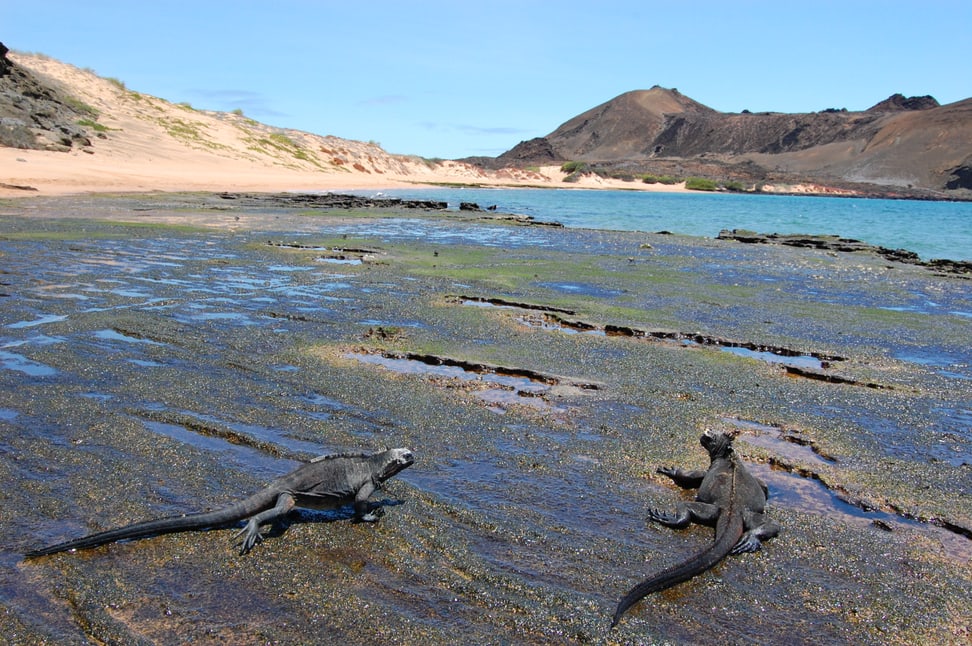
[1,52,691,199]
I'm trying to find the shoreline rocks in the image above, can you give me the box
[718,228,972,275]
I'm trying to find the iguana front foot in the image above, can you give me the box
[354,505,385,523]
[646,507,686,527]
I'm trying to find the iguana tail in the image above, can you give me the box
[611,510,743,627]
[25,494,273,557]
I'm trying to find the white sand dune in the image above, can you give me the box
[2,52,686,198]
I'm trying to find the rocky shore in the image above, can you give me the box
[1,194,969,644]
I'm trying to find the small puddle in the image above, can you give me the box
[94,329,166,346]
[537,282,625,299]
[894,349,972,381]
[749,462,971,562]
[477,388,567,414]
[517,313,605,336]
[722,417,836,466]
[661,334,833,371]
[185,310,254,324]
[318,257,363,265]
[299,393,348,421]
[268,265,316,273]
[296,393,396,438]
[930,406,972,467]
[720,346,826,370]
[0,350,57,376]
[267,241,379,266]
[128,358,164,367]
[347,351,588,414]
[5,314,68,329]
[138,408,327,458]
[142,420,297,476]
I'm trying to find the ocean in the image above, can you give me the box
[354,188,972,261]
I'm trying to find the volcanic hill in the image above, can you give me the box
[482,86,972,199]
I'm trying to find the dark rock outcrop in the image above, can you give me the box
[944,156,972,190]
[216,192,448,211]
[867,93,940,112]
[493,137,564,169]
[717,229,972,275]
[0,44,93,151]
[0,42,11,77]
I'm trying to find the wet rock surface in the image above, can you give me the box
[1,193,970,644]
[216,191,449,211]
[718,228,972,275]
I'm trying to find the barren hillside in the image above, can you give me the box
[492,86,972,198]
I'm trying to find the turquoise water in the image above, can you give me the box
[359,188,972,261]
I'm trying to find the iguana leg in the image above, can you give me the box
[648,501,720,528]
[757,478,770,500]
[352,481,382,522]
[731,511,780,554]
[234,493,296,554]
[657,466,706,489]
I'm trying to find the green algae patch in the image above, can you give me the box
[90,219,211,233]
[0,216,210,240]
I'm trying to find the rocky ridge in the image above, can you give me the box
[486,86,972,198]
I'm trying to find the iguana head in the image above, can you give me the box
[700,430,734,459]
[374,447,415,482]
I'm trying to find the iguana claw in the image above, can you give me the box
[646,507,678,524]
[355,505,386,523]
[233,520,264,555]
[730,531,763,554]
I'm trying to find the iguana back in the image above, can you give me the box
[612,431,778,626]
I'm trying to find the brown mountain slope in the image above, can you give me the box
[544,87,716,159]
[495,86,972,196]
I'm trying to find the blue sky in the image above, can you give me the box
[6,1,971,159]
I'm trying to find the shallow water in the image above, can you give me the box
[357,188,972,261]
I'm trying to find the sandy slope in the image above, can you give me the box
[1,53,686,198]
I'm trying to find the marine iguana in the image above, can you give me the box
[612,431,778,627]
[26,448,414,557]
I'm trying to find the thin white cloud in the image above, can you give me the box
[186,88,287,118]
[419,121,530,137]
[357,94,409,107]
[456,124,530,136]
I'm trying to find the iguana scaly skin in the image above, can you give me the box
[612,431,778,626]
[26,448,414,557]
